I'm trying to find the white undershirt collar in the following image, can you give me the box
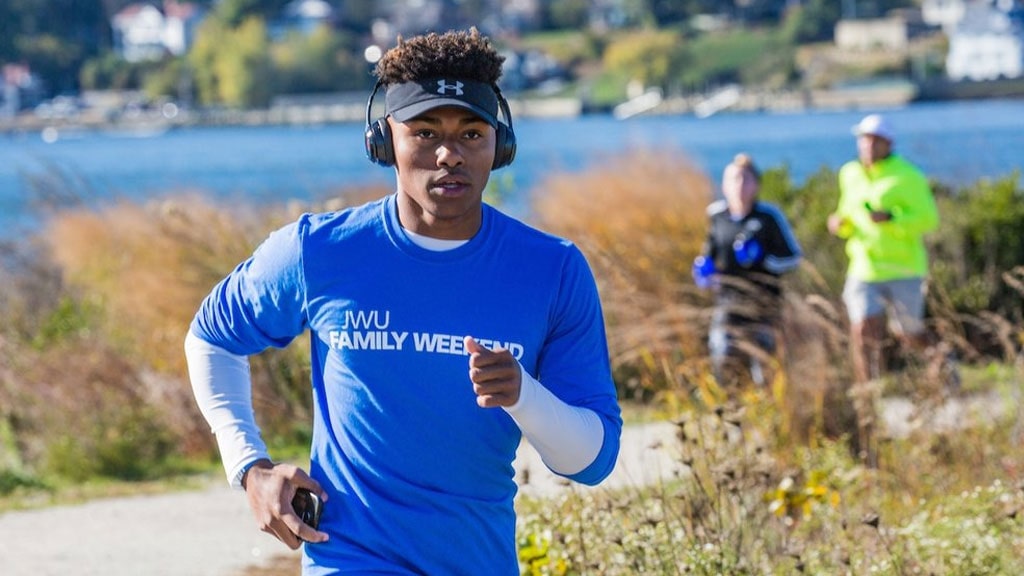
[403,227,468,251]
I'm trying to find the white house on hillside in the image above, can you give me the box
[270,0,336,39]
[163,0,204,55]
[922,0,969,32]
[946,0,1024,80]
[835,17,910,51]
[112,1,205,62]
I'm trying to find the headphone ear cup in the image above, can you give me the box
[492,123,516,170]
[365,118,395,167]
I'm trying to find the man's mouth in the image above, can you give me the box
[431,177,470,194]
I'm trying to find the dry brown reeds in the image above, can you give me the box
[531,149,714,400]
[1,186,390,476]
[43,196,265,373]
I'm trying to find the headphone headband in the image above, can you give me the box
[365,80,384,128]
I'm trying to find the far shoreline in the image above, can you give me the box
[3,77,1023,136]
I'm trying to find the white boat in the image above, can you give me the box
[694,84,742,118]
[613,88,664,120]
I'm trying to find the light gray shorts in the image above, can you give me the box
[842,276,926,334]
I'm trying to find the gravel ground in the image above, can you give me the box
[0,422,683,576]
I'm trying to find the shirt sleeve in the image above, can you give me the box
[184,330,269,488]
[190,218,310,355]
[760,204,803,274]
[532,245,622,486]
[832,162,861,239]
[504,365,604,476]
[703,204,719,261]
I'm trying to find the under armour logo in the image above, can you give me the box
[437,80,464,96]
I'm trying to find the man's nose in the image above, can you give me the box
[436,138,465,167]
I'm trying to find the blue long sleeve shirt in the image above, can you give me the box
[191,194,622,575]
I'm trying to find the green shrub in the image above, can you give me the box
[45,407,174,482]
[0,468,48,496]
[931,173,1024,318]
[31,296,97,349]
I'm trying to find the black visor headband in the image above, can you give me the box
[384,78,499,127]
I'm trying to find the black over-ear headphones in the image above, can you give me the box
[364,81,517,170]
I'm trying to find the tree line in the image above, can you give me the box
[3,0,915,107]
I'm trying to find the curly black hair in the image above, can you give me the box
[374,28,504,86]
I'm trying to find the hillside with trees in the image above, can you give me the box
[1,0,927,112]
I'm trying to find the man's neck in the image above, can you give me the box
[395,196,482,240]
[727,202,753,219]
[864,153,893,169]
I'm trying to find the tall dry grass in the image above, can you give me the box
[532,150,714,401]
[0,186,389,480]
[43,196,267,373]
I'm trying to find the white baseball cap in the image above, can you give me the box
[851,114,894,142]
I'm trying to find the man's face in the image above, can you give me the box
[857,134,891,167]
[721,163,758,216]
[389,106,496,239]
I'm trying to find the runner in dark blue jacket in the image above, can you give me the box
[693,153,802,387]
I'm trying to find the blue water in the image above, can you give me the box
[1,99,1022,235]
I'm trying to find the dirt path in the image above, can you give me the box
[0,481,283,576]
[0,422,683,576]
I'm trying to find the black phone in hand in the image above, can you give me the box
[292,488,323,531]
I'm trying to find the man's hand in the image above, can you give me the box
[242,460,329,549]
[465,336,522,408]
[826,213,848,236]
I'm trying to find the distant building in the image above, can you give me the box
[112,3,166,61]
[946,0,1024,80]
[163,0,204,55]
[500,0,542,31]
[112,1,205,62]
[922,0,970,32]
[588,0,635,31]
[371,0,545,41]
[270,0,337,39]
[500,49,569,92]
[835,17,911,51]
[372,0,443,41]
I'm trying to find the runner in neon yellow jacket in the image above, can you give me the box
[827,114,954,467]
[832,153,938,282]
